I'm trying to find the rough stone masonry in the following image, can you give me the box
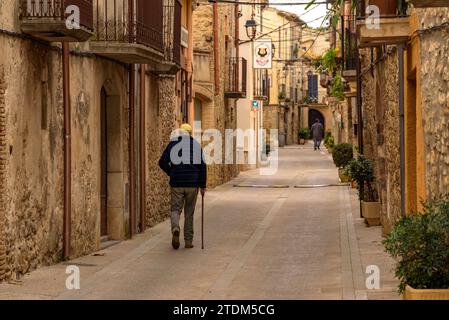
[0,65,7,281]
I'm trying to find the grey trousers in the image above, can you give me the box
[170,187,199,243]
[314,139,322,150]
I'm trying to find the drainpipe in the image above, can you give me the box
[235,3,239,91]
[139,64,146,233]
[62,43,71,260]
[128,0,136,238]
[398,43,406,217]
[235,4,239,60]
[129,64,136,238]
[356,47,363,219]
[213,2,220,95]
[356,49,363,155]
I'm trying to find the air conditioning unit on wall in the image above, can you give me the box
[181,26,189,48]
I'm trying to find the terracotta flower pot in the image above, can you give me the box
[362,201,381,226]
[338,168,350,183]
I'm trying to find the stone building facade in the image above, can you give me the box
[299,28,332,139]
[360,46,401,234]
[192,3,239,187]
[0,0,188,281]
[358,5,449,234]
[262,8,304,147]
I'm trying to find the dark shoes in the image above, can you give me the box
[185,243,194,249]
[172,228,180,250]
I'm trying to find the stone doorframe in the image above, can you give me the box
[101,79,126,240]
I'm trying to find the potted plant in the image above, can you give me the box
[278,91,286,101]
[324,132,335,152]
[384,197,449,299]
[347,155,381,226]
[298,128,310,145]
[331,143,353,183]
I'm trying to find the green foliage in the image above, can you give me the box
[303,94,311,104]
[346,155,377,202]
[299,128,311,140]
[278,91,286,100]
[331,74,345,101]
[324,132,335,150]
[332,143,353,169]
[312,58,323,71]
[322,48,338,74]
[384,197,449,293]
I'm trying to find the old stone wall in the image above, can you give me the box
[146,75,176,227]
[1,37,65,279]
[192,4,239,188]
[361,46,401,234]
[417,8,449,198]
[0,31,134,279]
[0,1,181,281]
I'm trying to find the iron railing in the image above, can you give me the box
[357,0,409,18]
[173,0,181,65]
[161,0,181,65]
[20,0,94,29]
[341,15,357,71]
[254,69,269,101]
[225,58,247,99]
[92,0,164,54]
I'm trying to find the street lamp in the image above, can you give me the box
[245,18,258,41]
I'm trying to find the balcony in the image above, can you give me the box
[356,0,410,47]
[90,0,180,73]
[254,69,269,101]
[225,58,247,99]
[341,15,357,80]
[19,0,94,42]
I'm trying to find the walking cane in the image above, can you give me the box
[201,192,205,250]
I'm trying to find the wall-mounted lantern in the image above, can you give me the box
[245,18,258,41]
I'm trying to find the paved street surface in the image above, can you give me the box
[0,143,400,300]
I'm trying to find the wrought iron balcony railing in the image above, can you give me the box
[90,0,180,71]
[341,15,357,71]
[254,69,269,101]
[19,0,94,42]
[225,58,247,99]
[356,0,410,47]
[92,0,163,53]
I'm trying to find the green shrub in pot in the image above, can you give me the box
[299,128,310,140]
[384,197,449,294]
[331,143,353,169]
[346,155,378,202]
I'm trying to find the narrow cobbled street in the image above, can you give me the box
[0,144,399,300]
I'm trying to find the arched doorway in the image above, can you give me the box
[308,109,325,133]
[100,83,124,240]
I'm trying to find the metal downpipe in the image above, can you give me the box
[398,43,406,217]
[62,43,71,260]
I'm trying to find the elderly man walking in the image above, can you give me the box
[159,123,207,250]
[311,118,324,151]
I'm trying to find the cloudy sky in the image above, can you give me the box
[269,0,329,28]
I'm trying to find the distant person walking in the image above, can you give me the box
[159,123,207,250]
[311,118,324,151]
